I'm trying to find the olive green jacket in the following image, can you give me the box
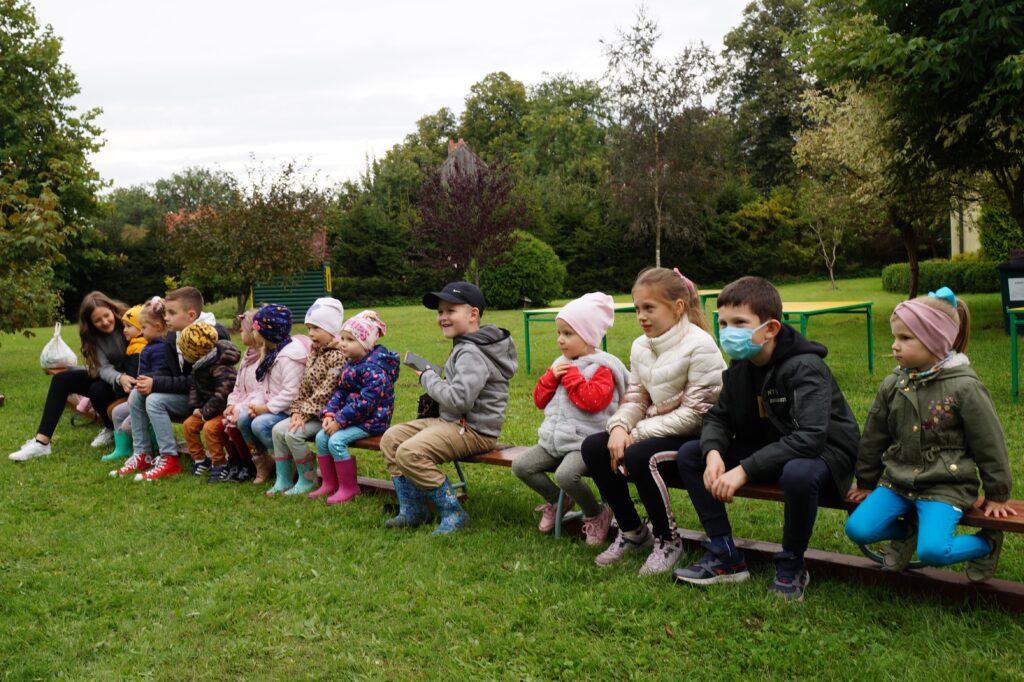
[856,358,1012,509]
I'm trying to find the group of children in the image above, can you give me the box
[7,270,1016,597]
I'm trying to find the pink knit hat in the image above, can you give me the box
[341,310,387,351]
[557,293,615,348]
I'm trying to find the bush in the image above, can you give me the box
[480,231,566,309]
[880,259,1000,294]
[978,206,1022,262]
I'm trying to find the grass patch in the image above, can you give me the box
[2,277,1024,678]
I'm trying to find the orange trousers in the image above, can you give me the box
[183,414,228,465]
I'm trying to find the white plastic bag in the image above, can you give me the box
[39,323,78,369]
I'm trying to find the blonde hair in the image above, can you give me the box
[632,267,708,332]
[898,294,971,353]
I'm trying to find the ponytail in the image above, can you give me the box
[953,298,970,354]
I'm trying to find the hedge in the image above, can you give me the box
[880,259,1000,294]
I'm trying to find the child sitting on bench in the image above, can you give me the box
[845,287,1014,582]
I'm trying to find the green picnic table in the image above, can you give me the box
[713,300,875,372]
[521,290,722,373]
[1008,307,1024,402]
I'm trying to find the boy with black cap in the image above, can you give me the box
[380,281,518,535]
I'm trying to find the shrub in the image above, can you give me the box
[880,259,1000,294]
[978,206,1022,262]
[480,231,566,309]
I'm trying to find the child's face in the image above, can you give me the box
[437,301,478,339]
[306,323,334,348]
[555,319,595,360]
[123,323,141,341]
[633,285,684,338]
[90,306,117,335]
[890,316,938,371]
[164,300,197,332]
[338,331,366,362]
[140,319,164,342]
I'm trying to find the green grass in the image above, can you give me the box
[2,277,1024,680]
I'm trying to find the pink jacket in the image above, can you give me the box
[225,347,265,411]
[262,334,313,415]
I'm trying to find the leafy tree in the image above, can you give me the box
[153,167,238,213]
[810,0,1024,239]
[414,144,525,285]
[602,7,725,267]
[0,0,105,329]
[165,162,329,315]
[458,72,529,164]
[719,0,811,193]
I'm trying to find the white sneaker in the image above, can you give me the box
[9,438,52,462]
[90,428,114,448]
[638,534,686,576]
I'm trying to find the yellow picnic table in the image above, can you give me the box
[521,289,722,373]
[713,300,875,372]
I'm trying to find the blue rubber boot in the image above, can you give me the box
[384,476,430,528]
[426,477,469,536]
[100,430,133,462]
[265,456,295,496]
[284,454,317,496]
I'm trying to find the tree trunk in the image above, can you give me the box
[234,292,249,326]
[653,133,661,268]
[892,206,919,299]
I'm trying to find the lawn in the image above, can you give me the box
[1,277,1023,680]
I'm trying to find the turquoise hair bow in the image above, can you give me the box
[928,286,957,308]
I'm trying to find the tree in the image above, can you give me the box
[458,72,529,164]
[153,167,238,213]
[719,0,811,193]
[165,162,329,315]
[414,143,525,285]
[602,7,725,267]
[810,0,1024,240]
[0,0,105,329]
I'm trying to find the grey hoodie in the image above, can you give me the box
[420,324,518,438]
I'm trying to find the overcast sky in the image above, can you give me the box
[32,0,754,189]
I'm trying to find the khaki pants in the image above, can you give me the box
[380,418,496,490]
[183,414,227,465]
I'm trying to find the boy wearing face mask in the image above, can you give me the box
[672,276,860,601]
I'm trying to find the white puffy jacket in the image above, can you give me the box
[606,316,726,441]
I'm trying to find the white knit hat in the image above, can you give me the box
[304,297,344,337]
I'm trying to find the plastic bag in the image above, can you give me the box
[39,323,78,369]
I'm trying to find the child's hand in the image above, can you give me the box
[846,486,872,503]
[710,465,747,503]
[323,416,340,435]
[981,499,1018,518]
[249,403,268,417]
[552,362,571,379]
[192,408,203,420]
[607,426,633,474]
[703,450,725,491]
[287,413,305,433]
[136,375,153,396]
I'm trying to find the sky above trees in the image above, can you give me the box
[31,0,752,188]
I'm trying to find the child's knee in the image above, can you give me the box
[553,465,580,490]
[778,460,821,497]
[314,430,329,453]
[915,539,951,566]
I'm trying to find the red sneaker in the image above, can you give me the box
[112,453,153,477]
[138,455,182,481]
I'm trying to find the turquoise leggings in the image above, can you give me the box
[315,425,369,461]
[845,486,990,566]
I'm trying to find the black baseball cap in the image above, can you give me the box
[422,281,486,314]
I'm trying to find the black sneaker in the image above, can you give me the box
[769,567,810,601]
[673,547,750,585]
[208,464,230,483]
[191,457,212,476]
[232,463,254,483]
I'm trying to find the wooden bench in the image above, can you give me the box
[350,432,1024,611]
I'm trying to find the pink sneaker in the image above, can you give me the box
[581,505,613,546]
[76,396,93,414]
[638,534,685,576]
[538,495,575,534]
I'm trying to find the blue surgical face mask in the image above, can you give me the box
[719,320,771,360]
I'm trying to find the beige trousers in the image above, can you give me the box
[380,418,496,489]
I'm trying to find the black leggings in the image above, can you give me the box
[580,431,693,541]
[37,369,121,436]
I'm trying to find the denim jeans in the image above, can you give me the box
[315,425,370,461]
[236,411,287,452]
[129,389,190,456]
[845,485,991,566]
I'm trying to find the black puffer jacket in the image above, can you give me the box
[188,340,241,420]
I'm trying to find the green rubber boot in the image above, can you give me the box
[100,430,133,462]
[265,456,295,496]
[284,454,317,496]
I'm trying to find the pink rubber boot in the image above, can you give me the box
[309,455,338,499]
[326,456,360,505]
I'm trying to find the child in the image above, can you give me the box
[180,322,240,482]
[10,291,131,462]
[119,286,229,481]
[238,304,312,495]
[223,309,268,483]
[512,293,628,544]
[673,276,860,601]
[269,298,346,496]
[845,287,1014,582]
[581,268,725,575]
[314,310,399,504]
[100,303,148,461]
[380,281,517,535]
